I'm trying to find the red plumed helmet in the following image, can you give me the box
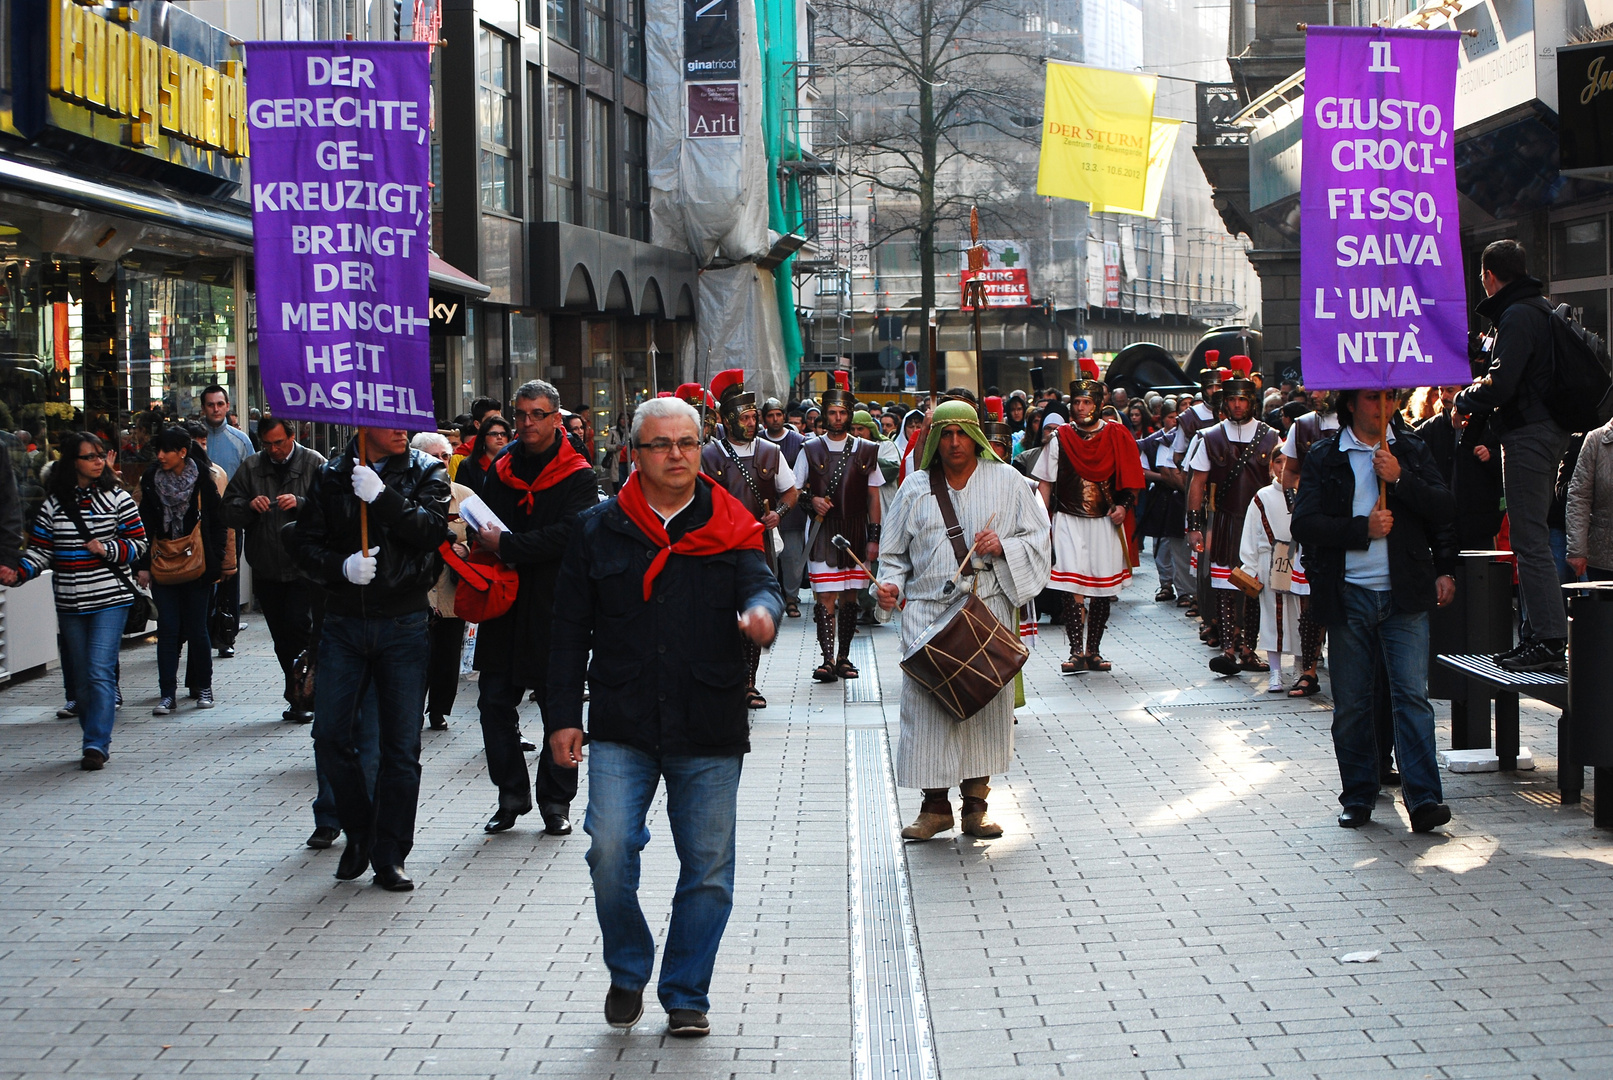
[1204,349,1221,368]
[704,390,718,412]
[709,368,745,402]
[833,370,851,392]
[1228,354,1253,374]
[1218,368,1235,382]
[1078,356,1101,379]
[983,395,1004,422]
[656,391,674,398]
[674,383,704,405]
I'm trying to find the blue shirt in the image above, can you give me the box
[1340,425,1393,591]
[206,420,254,480]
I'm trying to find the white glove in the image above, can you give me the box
[351,460,385,503]
[342,546,380,585]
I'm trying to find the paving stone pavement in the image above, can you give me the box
[0,554,1610,1079]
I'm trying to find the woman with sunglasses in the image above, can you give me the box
[457,414,512,496]
[5,432,148,769]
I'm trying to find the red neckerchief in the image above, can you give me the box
[493,437,593,512]
[1056,421,1145,489]
[615,472,764,600]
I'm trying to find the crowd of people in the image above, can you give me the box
[8,237,1607,1037]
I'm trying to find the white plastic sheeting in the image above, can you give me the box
[645,0,770,264]
[695,265,791,400]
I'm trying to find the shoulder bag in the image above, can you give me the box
[899,469,1030,722]
[150,489,206,586]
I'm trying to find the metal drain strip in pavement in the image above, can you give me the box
[845,636,940,1080]
[845,635,882,703]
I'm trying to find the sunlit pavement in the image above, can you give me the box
[1,554,1610,1079]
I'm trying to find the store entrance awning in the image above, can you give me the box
[429,254,490,297]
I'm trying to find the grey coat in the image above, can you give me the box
[223,443,326,582]
[1566,422,1613,571]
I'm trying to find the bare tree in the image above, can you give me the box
[819,0,1042,382]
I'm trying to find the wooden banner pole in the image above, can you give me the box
[358,428,370,555]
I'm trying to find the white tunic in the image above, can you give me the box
[877,462,1052,789]
[1237,481,1311,656]
[1029,433,1131,596]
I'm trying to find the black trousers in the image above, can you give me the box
[476,668,578,814]
[427,613,465,718]
[257,578,317,690]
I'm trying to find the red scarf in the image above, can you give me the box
[1056,421,1146,567]
[616,472,765,600]
[494,437,594,512]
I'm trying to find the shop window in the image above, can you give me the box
[478,27,518,215]
[584,0,610,64]
[586,95,612,232]
[1557,289,1609,343]
[547,78,577,223]
[624,0,645,80]
[1552,216,1607,281]
[626,111,649,242]
[548,0,574,44]
[511,312,540,387]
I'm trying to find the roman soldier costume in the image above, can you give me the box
[701,371,797,709]
[1031,380,1144,673]
[759,396,808,618]
[1283,395,1340,469]
[800,372,883,682]
[1185,377,1279,674]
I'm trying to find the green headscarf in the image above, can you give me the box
[851,409,885,441]
[919,399,1003,470]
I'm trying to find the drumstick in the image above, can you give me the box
[942,512,998,596]
[830,534,877,581]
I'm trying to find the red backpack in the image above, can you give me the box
[439,541,520,623]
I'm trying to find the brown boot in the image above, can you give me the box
[900,789,954,840]
[959,778,1004,838]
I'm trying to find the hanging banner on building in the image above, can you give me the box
[683,0,740,79]
[687,82,740,137]
[960,240,1033,307]
[1089,119,1182,218]
[1300,27,1469,390]
[1036,61,1156,209]
[246,41,435,427]
[1103,241,1121,307]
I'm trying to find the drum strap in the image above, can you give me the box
[928,467,975,577]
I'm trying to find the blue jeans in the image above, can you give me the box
[58,605,128,756]
[311,610,430,867]
[584,741,742,1013]
[312,687,380,831]
[152,579,212,697]
[1330,584,1443,814]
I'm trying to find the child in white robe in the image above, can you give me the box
[1238,456,1309,691]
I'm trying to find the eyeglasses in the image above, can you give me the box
[77,453,104,461]
[513,406,557,424]
[636,437,701,456]
[483,429,510,439]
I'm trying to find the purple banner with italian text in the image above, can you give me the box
[1300,27,1469,390]
[246,41,434,427]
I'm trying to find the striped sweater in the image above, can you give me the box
[20,487,149,613]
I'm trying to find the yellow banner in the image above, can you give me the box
[1089,120,1182,218]
[1036,63,1156,208]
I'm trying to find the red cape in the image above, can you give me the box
[1056,421,1145,567]
[493,437,594,512]
[616,472,765,600]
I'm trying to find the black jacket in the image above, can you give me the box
[1415,409,1503,549]
[136,449,228,586]
[291,438,450,618]
[1456,276,1558,438]
[222,443,326,583]
[1292,428,1457,626]
[471,438,600,688]
[547,481,784,757]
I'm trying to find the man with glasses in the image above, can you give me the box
[548,395,782,1037]
[472,379,599,837]
[223,417,327,723]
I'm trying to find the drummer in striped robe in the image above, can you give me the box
[874,401,1051,842]
[1030,380,1145,674]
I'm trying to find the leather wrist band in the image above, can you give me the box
[865,523,881,542]
[1186,510,1205,532]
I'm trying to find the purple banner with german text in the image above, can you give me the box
[246,42,434,428]
[1300,27,1468,390]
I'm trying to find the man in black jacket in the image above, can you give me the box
[474,379,598,837]
[1454,240,1569,671]
[293,427,449,892]
[1293,388,1457,833]
[548,396,782,1039]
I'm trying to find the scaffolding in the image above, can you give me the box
[783,46,854,383]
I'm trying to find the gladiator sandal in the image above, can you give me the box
[900,789,954,840]
[1084,597,1113,672]
[835,601,860,678]
[959,778,1004,838]
[1061,599,1086,674]
[812,602,838,682]
[742,639,765,709]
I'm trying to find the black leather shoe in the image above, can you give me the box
[541,810,573,836]
[519,734,538,752]
[334,834,372,880]
[372,864,414,891]
[306,826,339,849]
[666,1009,710,1038]
[1379,768,1401,787]
[1410,802,1452,833]
[484,807,522,833]
[605,985,644,1029]
[1337,806,1372,829]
